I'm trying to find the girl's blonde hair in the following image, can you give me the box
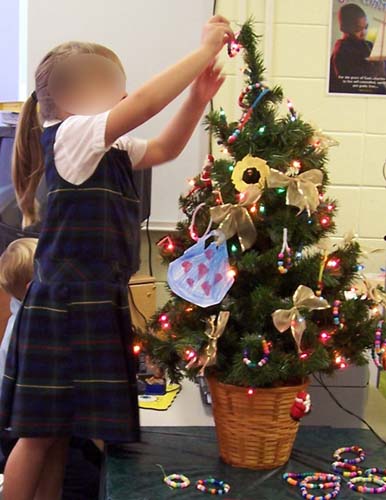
[13,42,124,228]
[0,238,38,299]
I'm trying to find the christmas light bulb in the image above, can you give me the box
[227,268,237,279]
[259,204,266,214]
[258,125,266,134]
[159,314,168,323]
[247,388,254,396]
[185,306,193,313]
[299,352,309,360]
[320,331,331,343]
[320,216,331,227]
[327,258,340,269]
[167,242,175,251]
[327,204,335,212]
[249,204,257,214]
[292,160,301,170]
[185,349,196,361]
[230,244,238,253]
[277,187,286,194]
[228,165,234,172]
[133,344,141,355]
[188,178,195,187]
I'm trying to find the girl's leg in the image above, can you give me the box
[3,436,58,500]
[34,437,70,500]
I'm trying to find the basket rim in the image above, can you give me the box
[207,376,309,394]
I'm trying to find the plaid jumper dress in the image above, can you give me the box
[0,123,141,442]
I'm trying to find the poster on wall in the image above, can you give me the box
[328,0,386,95]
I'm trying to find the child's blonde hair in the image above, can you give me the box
[0,238,38,299]
[12,42,125,228]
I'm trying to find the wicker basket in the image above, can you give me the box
[207,377,309,470]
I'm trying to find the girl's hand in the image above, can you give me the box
[190,61,225,104]
[202,15,234,56]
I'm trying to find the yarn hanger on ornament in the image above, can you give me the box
[316,251,328,297]
[277,227,292,274]
[228,84,270,144]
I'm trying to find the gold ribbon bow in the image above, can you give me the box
[272,285,330,352]
[186,311,230,375]
[267,169,323,216]
[210,186,262,251]
[355,277,386,308]
[310,130,339,152]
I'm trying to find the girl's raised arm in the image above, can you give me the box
[105,16,233,146]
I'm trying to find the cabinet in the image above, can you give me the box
[128,274,156,331]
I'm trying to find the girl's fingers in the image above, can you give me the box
[209,14,230,25]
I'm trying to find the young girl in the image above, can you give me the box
[0,15,233,500]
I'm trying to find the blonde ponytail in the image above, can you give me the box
[12,95,44,229]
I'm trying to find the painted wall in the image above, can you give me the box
[0,0,20,101]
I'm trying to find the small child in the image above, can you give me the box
[0,238,37,387]
[0,238,102,498]
[330,3,385,92]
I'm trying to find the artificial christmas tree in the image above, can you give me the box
[140,21,386,469]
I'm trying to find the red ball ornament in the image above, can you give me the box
[227,135,237,145]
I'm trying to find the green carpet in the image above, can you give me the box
[379,371,386,399]
[104,427,386,499]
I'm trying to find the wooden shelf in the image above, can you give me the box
[0,102,23,112]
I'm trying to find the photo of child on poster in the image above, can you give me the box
[329,0,386,95]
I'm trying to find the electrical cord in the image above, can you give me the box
[128,285,148,326]
[145,217,154,277]
[313,372,386,446]
[207,0,218,155]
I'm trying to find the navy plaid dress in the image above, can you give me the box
[0,123,141,442]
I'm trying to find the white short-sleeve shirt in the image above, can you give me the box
[44,110,148,185]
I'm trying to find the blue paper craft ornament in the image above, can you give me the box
[167,231,235,308]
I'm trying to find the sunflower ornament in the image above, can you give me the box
[231,154,270,192]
